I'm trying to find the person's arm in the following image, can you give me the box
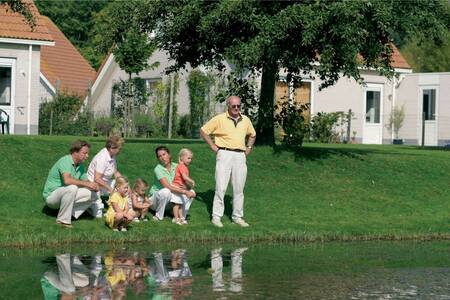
[200,128,219,153]
[245,135,256,156]
[131,192,149,209]
[62,173,98,191]
[181,173,195,189]
[114,170,122,178]
[159,177,195,198]
[94,171,113,193]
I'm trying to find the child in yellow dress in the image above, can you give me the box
[105,177,135,231]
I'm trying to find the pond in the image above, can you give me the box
[1,241,450,299]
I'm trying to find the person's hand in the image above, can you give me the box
[86,181,99,191]
[191,180,196,188]
[185,190,196,198]
[143,203,151,208]
[245,147,252,156]
[211,144,219,153]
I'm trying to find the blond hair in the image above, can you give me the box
[179,148,193,159]
[106,135,124,150]
[114,176,129,189]
[133,178,149,191]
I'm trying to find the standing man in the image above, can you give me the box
[200,95,256,228]
[43,140,99,228]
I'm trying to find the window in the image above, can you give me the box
[365,90,380,123]
[0,67,11,105]
[423,89,436,121]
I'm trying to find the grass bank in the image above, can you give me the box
[0,135,449,247]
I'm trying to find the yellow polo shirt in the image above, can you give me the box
[201,112,256,151]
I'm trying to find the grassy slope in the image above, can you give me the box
[0,135,449,247]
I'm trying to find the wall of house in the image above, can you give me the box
[38,76,54,104]
[0,43,41,134]
[91,50,192,117]
[397,73,450,146]
[310,70,396,144]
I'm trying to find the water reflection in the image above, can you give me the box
[41,250,195,299]
[210,247,246,294]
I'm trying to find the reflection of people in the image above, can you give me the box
[200,96,256,228]
[149,146,195,221]
[43,140,99,228]
[41,253,104,300]
[129,178,152,222]
[87,135,124,218]
[105,177,135,232]
[210,248,247,293]
[171,149,196,225]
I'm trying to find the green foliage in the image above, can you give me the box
[93,115,120,137]
[310,112,341,143]
[39,93,91,136]
[35,0,109,69]
[176,114,192,138]
[133,114,155,138]
[274,101,310,148]
[124,0,449,145]
[388,105,406,140]
[111,78,149,119]
[401,32,450,72]
[215,72,259,124]
[187,70,209,137]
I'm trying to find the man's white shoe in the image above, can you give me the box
[232,218,249,227]
[211,217,223,228]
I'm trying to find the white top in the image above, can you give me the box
[87,148,117,182]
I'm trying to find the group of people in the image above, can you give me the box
[42,95,256,230]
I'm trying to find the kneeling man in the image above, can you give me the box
[43,140,99,227]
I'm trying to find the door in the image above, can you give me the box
[363,84,383,144]
[420,88,438,146]
[0,58,15,134]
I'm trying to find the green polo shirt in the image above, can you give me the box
[42,154,88,200]
[149,162,177,196]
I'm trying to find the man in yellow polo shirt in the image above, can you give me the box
[200,95,256,228]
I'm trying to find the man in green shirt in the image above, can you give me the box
[43,140,99,227]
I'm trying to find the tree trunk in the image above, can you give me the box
[256,63,277,145]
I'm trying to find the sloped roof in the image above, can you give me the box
[0,1,53,42]
[40,16,96,97]
[390,44,410,69]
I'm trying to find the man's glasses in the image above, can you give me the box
[231,104,241,109]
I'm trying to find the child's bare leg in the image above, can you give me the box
[172,204,180,219]
[113,212,124,229]
[141,207,149,219]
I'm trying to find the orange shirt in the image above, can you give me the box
[172,163,189,188]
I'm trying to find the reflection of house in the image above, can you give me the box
[0,2,95,134]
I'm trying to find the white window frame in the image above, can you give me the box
[0,58,16,133]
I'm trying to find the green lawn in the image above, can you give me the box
[0,135,449,247]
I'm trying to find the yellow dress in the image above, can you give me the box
[105,192,128,228]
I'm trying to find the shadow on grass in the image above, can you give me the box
[196,189,233,220]
[41,205,95,220]
[272,144,430,162]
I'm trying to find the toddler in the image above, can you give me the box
[128,178,152,222]
[171,148,196,225]
[105,177,135,231]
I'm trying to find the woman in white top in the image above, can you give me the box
[87,135,124,217]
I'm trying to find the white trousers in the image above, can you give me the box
[213,150,247,220]
[151,188,193,220]
[89,179,115,217]
[45,185,95,224]
[211,248,244,292]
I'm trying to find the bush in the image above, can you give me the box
[39,93,92,136]
[274,101,310,148]
[176,114,192,138]
[310,112,340,143]
[94,116,120,136]
[134,114,155,137]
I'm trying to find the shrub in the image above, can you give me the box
[39,93,92,136]
[94,116,119,136]
[177,114,192,138]
[310,112,340,143]
[274,101,310,148]
[134,114,155,137]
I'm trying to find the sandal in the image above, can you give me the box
[56,221,73,228]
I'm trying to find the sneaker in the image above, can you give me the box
[95,212,103,219]
[211,217,223,228]
[133,218,140,223]
[180,218,188,225]
[152,216,161,222]
[141,218,148,222]
[113,228,119,232]
[172,218,177,224]
[121,227,128,232]
[232,218,249,227]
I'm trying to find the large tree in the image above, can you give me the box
[103,0,449,145]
